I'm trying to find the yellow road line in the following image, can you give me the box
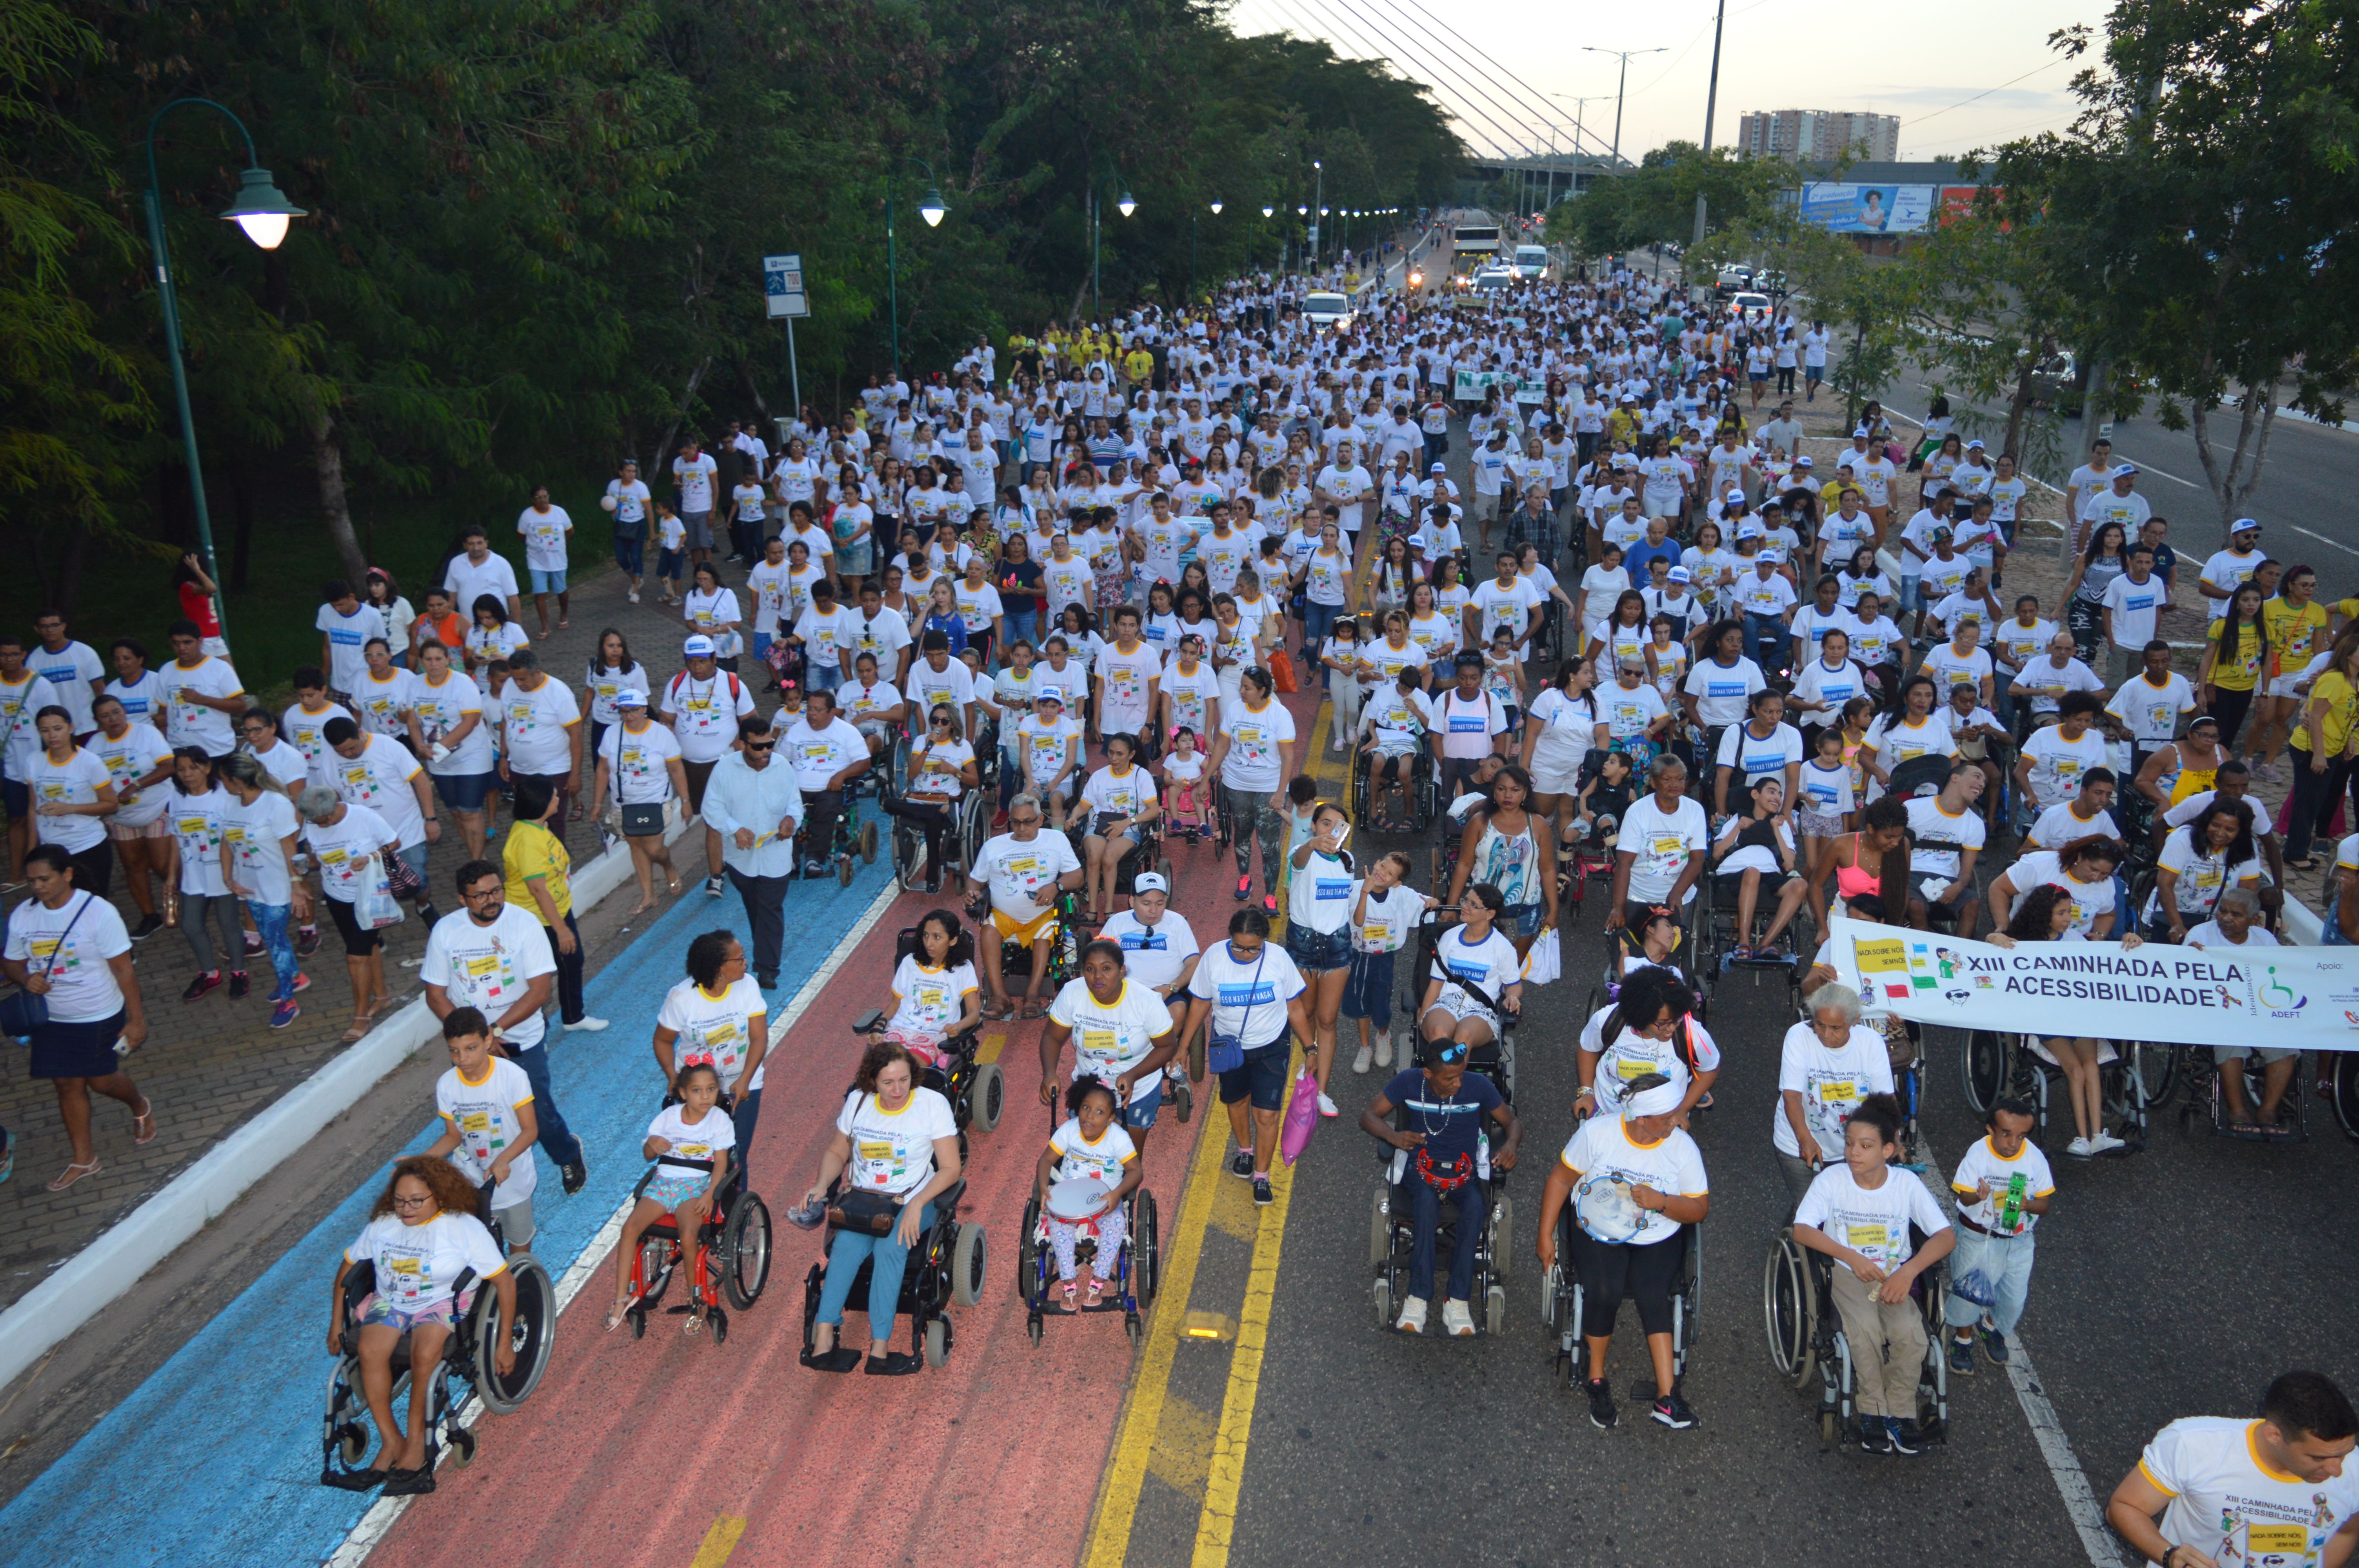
[1081,1083,1239,1567]
[689,1515,747,1568]
[976,1029,1007,1065]
[1190,1047,1305,1568]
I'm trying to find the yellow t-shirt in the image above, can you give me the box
[2264,595,2328,666]
[502,819,573,919]
[2292,669,2359,756]
[2203,618,2266,691]
[1123,349,1154,383]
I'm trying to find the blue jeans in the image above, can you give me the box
[244,900,298,1000]
[805,662,843,693]
[730,1086,762,1187]
[1303,601,1340,655]
[1943,1226,2036,1337]
[816,1199,936,1331]
[1406,1172,1487,1303]
[507,1038,584,1170]
[1004,607,1039,652]
[1742,612,1786,671]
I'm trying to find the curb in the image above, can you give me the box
[0,808,692,1397]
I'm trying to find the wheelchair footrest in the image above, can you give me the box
[319,1465,383,1491]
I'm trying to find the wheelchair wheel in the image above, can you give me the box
[1016,1197,1042,1303]
[970,1062,1005,1132]
[471,1252,555,1415]
[1960,1029,2007,1116]
[720,1193,773,1311]
[860,820,879,865]
[952,1221,987,1308]
[837,854,855,887]
[1136,1191,1161,1304]
[1369,1183,1392,1268]
[1540,1261,1561,1330]
[1485,1281,1507,1334]
[2128,1040,2183,1109]
[1372,1276,1394,1330]
[2334,1051,2359,1142]
[891,820,922,892]
[1762,1228,1818,1388]
[1488,1193,1514,1281]
[924,1316,950,1368]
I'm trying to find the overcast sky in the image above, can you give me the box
[1227,0,2112,164]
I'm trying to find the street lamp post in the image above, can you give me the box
[884,157,947,377]
[1260,204,1274,272]
[1582,47,1667,165]
[1694,0,1728,247]
[144,98,306,652]
[1310,160,1323,269]
[1090,174,1136,321]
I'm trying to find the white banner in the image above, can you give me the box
[1826,916,2359,1052]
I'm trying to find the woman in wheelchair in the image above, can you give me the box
[1079,731,1161,920]
[1538,1074,1708,1430]
[1360,1034,1522,1336]
[1790,1093,1954,1456]
[1577,966,1718,1123]
[1988,884,2146,1156]
[800,1038,963,1374]
[2145,796,2263,944]
[880,703,978,897]
[1710,775,1811,960]
[872,907,983,1069]
[1031,1076,1143,1312]
[330,1155,516,1491]
[1419,884,1523,1054]
[1774,984,1895,1199]
[1359,667,1432,832]
[607,1061,735,1333]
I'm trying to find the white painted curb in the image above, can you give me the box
[0,809,691,1396]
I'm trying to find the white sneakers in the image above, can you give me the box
[1317,1093,1339,1117]
[1396,1296,1428,1333]
[566,1016,611,1033]
[2066,1136,2093,1158]
[1352,1045,1373,1074]
[2089,1131,2126,1154]
[1441,1298,1476,1337]
[1374,1037,1392,1068]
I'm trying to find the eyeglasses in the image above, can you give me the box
[391,1193,433,1208]
[463,884,502,901]
[1010,815,1042,827]
[745,740,777,751]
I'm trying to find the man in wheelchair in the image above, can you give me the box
[1791,1093,1954,1455]
[1359,1035,1521,1336]
[326,1155,520,1494]
[971,792,1084,1020]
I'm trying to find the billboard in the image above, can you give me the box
[1936,185,2003,227]
[1799,182,1934,234]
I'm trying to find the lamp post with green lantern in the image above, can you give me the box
[885,158,948,377]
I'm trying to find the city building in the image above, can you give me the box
[1735,109,1901,165]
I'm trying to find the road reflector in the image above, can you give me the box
[1182,1311,1237,1342]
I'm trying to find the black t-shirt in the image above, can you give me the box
[1383,1068,1503,1166]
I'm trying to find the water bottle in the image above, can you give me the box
[1997,1171,2028,1233]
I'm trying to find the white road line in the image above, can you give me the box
[326,876,903,1568]
[2284,523,2359,559]
[1918,1125,2128,1567]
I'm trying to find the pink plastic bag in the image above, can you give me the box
[1280,1066,1322,1167]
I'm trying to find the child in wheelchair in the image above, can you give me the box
[1790,1093,1954,1455]
[1160,726,1210,841]
[1030,1076,1141,1312]
[607,1061,734,1333]
[1709,775,1812,964]
[1572,750,1638,854]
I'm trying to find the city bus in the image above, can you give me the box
[1452,223,1501,257]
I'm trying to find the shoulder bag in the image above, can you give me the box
[1,891,93,1041]
[1206,943,1268,1076]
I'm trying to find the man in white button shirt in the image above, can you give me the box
[702,711,803,990]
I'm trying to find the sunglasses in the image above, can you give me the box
[1432,1042,1470,1064]
[745,740,777,751]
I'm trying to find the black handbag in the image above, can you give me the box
[619,802,667,837]
[829,1188,901,1234]
[2,892,92,1041]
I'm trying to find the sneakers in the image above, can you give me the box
[627,589,640,604]
[2064,1134,2094,1159]
[293,972,313,994]
[1374,1036,1392,1068]
[1229,1149,1256,1178]
[1317,1094,1339,1118]
[1585,1377,1618,1430]
[1262,894,1278,915]
[227,971,249,1000]
[129,913,163,942]
[565,1016,611,1033]
[242,932,264,956]
[1979,1321,2011,1365]
[1396,1295,1428,1334]
[705,875,725,897]
[1947,1338,1976,1377]
[296,926,321,958]
[1252,1176,1274,1206]
[1234,875,1251,902]
[1893,1418,1924,1455]
[270,999,301,1030]
[182,971,222,1003]
[1440,1298,1476,1337]
[560,1160,588,1196]
[2088,1131,2126,1154]
[1352,1044,1373,1074]
[1859,1417,1896,1455]
[1650,1390,1700,1429]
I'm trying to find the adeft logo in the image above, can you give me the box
[2262,967,2309,1015]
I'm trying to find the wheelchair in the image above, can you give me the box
[1556,826,1619,922]
[1762,1225,1950,1452]
[2331,1051,2359,1143]
[889,789,989,894]
[1351,746,1437,836]
[1367,1080,1513,1336]
[855,965,1006,1140]
[1392,908,1521,1099]
[971,883,1085,991]
[2178,1045,2307,1142]
[1541,1212,1701,1391]
[1017,1182,1161,1347]
[1065,812,1173,901]
[795,791,879,888]
[1960,1027,2162,1154]
[1694,864,1810,1007]
[616,1146,774,1344]
[320,1193,556,1487]
[798,1178,986,1368]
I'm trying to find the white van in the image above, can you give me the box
[1512,244,1549,279]
[1301,291,1353,331]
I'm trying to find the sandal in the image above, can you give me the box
[1021,998,1049,1020]
[606,1296,634,1331]
[47,1160,101,1192]
[982,999,1016,1022]
[1085,1278,1107,1308]
[341,1017,374,1044]
[131,1098,156,1146]
[683,1311,706,1337]
[1061,1282,1080,1314]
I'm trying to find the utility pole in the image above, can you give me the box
[1584,47,1665,166]
[1694,0,1728,247]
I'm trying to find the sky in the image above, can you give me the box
[1225,0,2114,164]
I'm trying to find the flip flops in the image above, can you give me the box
[132,1098,156,1146]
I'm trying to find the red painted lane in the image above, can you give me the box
[369,687,1324,1568]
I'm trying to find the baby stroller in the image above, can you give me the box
[763,635,805,696]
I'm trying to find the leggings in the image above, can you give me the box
[180,889,247,976]
[1227,786,1286,890]
[1047,1205,1127,1281]
[2207,684,2255,751]
[244,900,299,1000]
[1566,1225,1687,1339]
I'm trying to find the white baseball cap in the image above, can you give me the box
[1724,487,1745,504]
[682,635,717,657]
[1132,871,1170,895]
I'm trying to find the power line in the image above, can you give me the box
[1902,56,2072,128]
[1261,0,1525,157]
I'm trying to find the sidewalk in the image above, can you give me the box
[0,556,729,1309]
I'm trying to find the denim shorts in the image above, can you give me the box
[1285,922,1352,973]
[1340,948,1398,1025]
[1217,1038,1292,1110]
[530,567,568,594]
[1123,1088,1162,1131]
[1502,902,1543,940]
[434,770,496,812]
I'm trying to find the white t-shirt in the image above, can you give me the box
[1579,1005,1722,1112]
[436,1056,538,1208]
[516,505,573,571]
[2021,723,2112,807]
[1081,762,1158,821]
[222,787,300,906]
[1526,688,1601,772]
[886,956,980,1039]
[2002,849,2118,935]
[158,656,245,756]
[25,640,102,733]
[89,724,172,832]
[443,552,522,618]
[1187,938,1307,1048]
[1349,881,1427,955]
[661,670,756,762]
[1949,1133,2054,1236]
[411,672,494,775]
[329,734,427,849]
[24,746,113,853]
[1048,976,1176,1103]
[1428,924,1522,1004]
[1559,1115,1708,1246]
[1217,698,1296,793]
[1100,908,1200,990]
[1904,795,1986,883]
[656,975,771,1093]
[1683,656,1767,728]
[282,701,357,786]
[420,903,562,1050]
[349,668,418,740]
[2105,673,2197,746]
[2135,1417,2359,1567]
[344,1211,506,1312]
[2150,825,2262,918]
[168,783,235,898]
[1714,720,1805,791]
[1096,643,1163,734]
[975,829,1082,922]
[3,889,130,1022]
[2101,571,2167,648]
[835,1086,960,1196]
[1049,1118,1139,1189]
[647,1101,737,1169]
[1793,1164,1951,1279]
[1772,1023,1897,1159]
[1014,713,1083,788]
[1285,848,1358,936]
[1620,794,1709,903]
[302,802,396,904]
[598,719,682,805]
[314,606,379,696]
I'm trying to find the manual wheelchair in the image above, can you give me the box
[1960,1026,2163,1154]
[616,1146,774,1344]
[1352,745,1438,836]
[1762,1225,1950,1452]
[320,1190,556,1487]
[1542,1214,1701,1392]
[798,1178,986,1368]
[889,788,990,894]
[1017,1181,1161,1348]
[854,990,1005,1143]
[1694,862,1811,1009]
[1368,1040,1515,1336]
[794,791,879,888]
[1390,907,1522,1099]
[2178,1044,2306,1142]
